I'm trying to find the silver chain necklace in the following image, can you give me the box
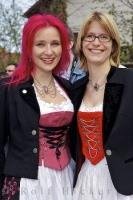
[89,79,107,92]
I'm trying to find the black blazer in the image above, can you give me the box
[0,76,75,194]
[70,66,133,195]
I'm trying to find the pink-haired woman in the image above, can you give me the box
[0,14,75,200]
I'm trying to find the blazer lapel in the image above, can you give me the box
[103,67,124,145]
[18,78,40,114]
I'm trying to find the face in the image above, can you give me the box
[82,21,112,67]
[6,65,16,76]
[32,26,62,74]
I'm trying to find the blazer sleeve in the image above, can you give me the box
[0,82,8,197]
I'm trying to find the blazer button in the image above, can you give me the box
[22,89,27,94]
[32,130,37,136]
[106,149,112,156]
[33,148,37,153]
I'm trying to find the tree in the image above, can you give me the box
[0,1,24,53]
[91,0,133,64]
[119,0,133,9]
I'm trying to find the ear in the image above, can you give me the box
[68,40,74,50]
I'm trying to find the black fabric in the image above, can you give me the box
[0,76,76,197]
[70,66,133,194]
[39,124,70,159]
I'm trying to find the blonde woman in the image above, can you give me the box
[71,11,133,200]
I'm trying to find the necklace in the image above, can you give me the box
[89,79,107,92]
[33,75,56,98]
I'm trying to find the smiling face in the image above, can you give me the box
[32,26,62,75]
[82,21,113,68]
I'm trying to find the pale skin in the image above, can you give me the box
[6,64,16,76]
[82,21,113,107]
[32,26,67,104]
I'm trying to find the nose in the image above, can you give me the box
[44,44,53,55]
[93,37,101,45]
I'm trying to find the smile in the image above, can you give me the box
[90,49,104,53]
[41,58,55,63]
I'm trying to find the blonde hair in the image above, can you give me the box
[76,11,120,69]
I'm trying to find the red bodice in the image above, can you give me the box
[39,111,73,170]
[77,111,104,165]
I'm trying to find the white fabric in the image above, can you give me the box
[73,102,133,200]
[20,160,74,200]
[80,101,103,112]
[73,158,133,200]
[34,79,73,114]
[19,80,74,200]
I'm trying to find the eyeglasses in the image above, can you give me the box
[83,34,111,42]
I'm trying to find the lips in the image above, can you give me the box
[41,57,55,64]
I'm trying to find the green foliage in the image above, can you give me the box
[120,45,133,64]
[50,0,67,23]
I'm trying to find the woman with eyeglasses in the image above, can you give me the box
[71,11,133,199]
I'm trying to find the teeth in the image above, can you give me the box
[90,49,102,53]
[41,58,54,62]
[42,58,53,61]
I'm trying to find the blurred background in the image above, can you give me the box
[0,0,132,73]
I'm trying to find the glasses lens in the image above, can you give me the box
[84,35,95,42]
[84,34,111,42]
[99,34,111,42]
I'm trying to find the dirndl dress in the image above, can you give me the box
[2,80,74,200]
[73,101,133,200]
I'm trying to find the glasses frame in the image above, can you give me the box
[83,34,112,43]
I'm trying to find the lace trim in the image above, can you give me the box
[80,101,103,112]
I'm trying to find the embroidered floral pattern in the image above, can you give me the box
[2,176,20,200]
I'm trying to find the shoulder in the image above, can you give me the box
[54,75,72,90]
[112,67,133,85]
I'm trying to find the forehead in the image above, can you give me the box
[6,65,16,69]
[34,26,61,41]
[85,21,108,34]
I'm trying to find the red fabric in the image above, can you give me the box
[77,111,104,165]
[39,111,73,170]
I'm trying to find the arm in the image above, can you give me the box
[0,83,8,197]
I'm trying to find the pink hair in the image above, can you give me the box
[11,14,70,84]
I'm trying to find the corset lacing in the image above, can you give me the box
[39,124,70,159]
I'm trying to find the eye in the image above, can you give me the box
[51,41,61,46]
[100,34,111,41]
[86,34,94,39]
[36,42,45,47]
[83,34,95,42]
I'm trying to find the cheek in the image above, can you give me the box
[32,47,38,58]
[107,46,113,57]
[107,42,113,54]
[82,44,88,56]
[57,48,62,59]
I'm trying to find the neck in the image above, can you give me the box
[88,62,111,83]
[33,70,53,85]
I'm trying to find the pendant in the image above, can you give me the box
[43,86,48,94]
[93,83,99,91]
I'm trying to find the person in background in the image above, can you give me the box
[71,11,133,199]
[61,27,86,82]
[0,14,75,200]
[5,62,17,76]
